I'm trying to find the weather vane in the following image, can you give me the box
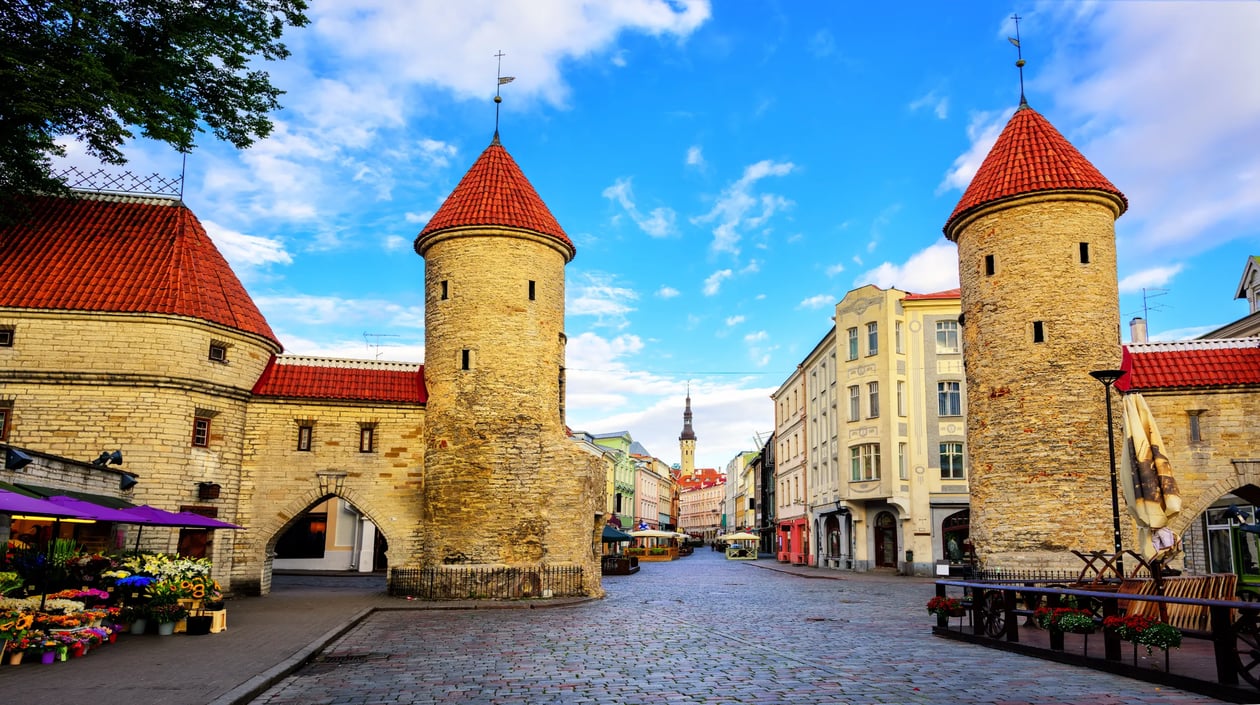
[1008,14,1027,107]
[494,50,515,137]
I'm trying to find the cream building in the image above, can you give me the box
[772,365,808,563]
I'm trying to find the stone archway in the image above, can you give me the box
[231,486,412,596]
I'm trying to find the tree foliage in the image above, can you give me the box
[0,0,309,196]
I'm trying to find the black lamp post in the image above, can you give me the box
[1090,369,1127,576]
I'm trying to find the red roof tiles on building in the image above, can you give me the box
[903,288,961,301]
[944,105,1127,239]
[417,137,573,257]
[1118,339,1260,392]
[0,193,279,347]
[252,356,427,403]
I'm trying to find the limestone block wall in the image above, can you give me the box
[955,196,1123,570]
[1132,387,1260,559]
[235,398,425,595]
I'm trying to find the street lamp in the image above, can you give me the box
[1090,368,1127,577]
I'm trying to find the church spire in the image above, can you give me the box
[679,385,696,441]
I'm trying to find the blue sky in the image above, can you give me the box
[60,1,1260,472]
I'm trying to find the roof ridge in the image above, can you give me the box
[68,190,181,207]
[275,355,422,370]
[1126,338,1260,352]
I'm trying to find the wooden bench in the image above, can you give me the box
[1117,574,1238,632]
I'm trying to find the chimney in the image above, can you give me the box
[1129,317,1148,343]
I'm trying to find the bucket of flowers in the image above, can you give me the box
[1034,606,1096,633]
[1103,613,1182,668]
[148,602,189,635]
[926,595,965,617]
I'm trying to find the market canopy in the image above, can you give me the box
[718,532,760,542]
[173,512,242,529]
[0,488,95,519]
[124,505,220,527]
[629,529,677,539]
[44,495,153,523]
[602,525,633,543]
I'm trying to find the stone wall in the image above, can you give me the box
[955,195,1124,570]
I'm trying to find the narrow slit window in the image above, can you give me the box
[359,426,376,453]
[461,349,471,370]
[440,280,448,300]
[0,404,10,441]
[984,254,995,276]
[297,425,313,452]
[1032,321,1045,343]
[1188,411,1203,443]
[528,280,536,301]
[1079,242,1091,264]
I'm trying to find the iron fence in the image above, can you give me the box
[389,564,586,599]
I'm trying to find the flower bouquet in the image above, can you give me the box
[147,602,189,624]
[926,595,964,617]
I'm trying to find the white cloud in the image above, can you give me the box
[938,109,1006,195]
[656,285,680,299]
[692,159,795,256]
[725,315,745,326]
[280,332,426,363]
[686,145,705,168]
[798,294,832,310]
[743,330,774,367]
[381,234,409,251]
[703,268,732,296]
[855,241,960,294]
[825,262,845,276]
[808,29,836,58]
[602,177,677,237]
[909,90,949,120]
[404,210,435,224]
[201,220,293,278]
[568,271,639,327]
[1118,264,1184,293]
[1147,325,1219,343]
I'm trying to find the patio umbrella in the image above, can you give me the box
[172,512,242,530]
[44,495,147,523]
[1121,393,1183,560]
[0,488,96,519]
[602,525,633,543]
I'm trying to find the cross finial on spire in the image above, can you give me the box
[494,50,516,139]
[1008,14,1027,107]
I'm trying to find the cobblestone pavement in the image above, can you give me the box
[251,552,1227,705]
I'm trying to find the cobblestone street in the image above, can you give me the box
[252,551,1224,705]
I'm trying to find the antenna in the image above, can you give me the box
[363,332,400,360]
[1122,288,1169,325]
[494,51,515,138]
[1008,14,1027,107]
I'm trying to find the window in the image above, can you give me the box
[0,326,13,347]
[1033,321,1045,343]
[1188,410,1204,443]
[985,254,995,276]
[938,381,962,416]
[898,442,908,480]
[936,320,960,353]
[1079,242,1090,264]
[297,425,313,452]
[461,349,471,370]
[940,442,965,479]
[192,417,211,447]
[867,381,879,418]
[897,381,906,417]
[0,404,9,441]
[894,321,903,354]
[208,342,228,362]
[850,444,880,481]
[848,385,860,422]
[847,327,858,360]
[528,280,536,301]
[359,425,376,453]
[440,280,448,300]
[866,322,878,356]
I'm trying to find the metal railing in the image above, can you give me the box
[389,565,585,599]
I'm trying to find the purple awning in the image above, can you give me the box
[0,488,94,519]
[173,512,241,529]
[45,495,150,523]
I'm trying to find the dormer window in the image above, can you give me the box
[209,341,228,363]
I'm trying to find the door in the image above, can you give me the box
[874,511,898,568]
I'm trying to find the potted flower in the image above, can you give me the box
[1135,620,1182,655]
[6,635,32,665]
[148,601,188,635]
[1033,607,1095,633]
[0,609,34,657]
[926,595,965,617]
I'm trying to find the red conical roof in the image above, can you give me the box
[0,193,280,347]
[416,136,573,258]
[944,105,1127,240]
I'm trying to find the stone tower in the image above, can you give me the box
[943,103,1128,570]
[414,134,605,597]
[679,389,697,477]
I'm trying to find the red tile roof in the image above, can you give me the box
[416,137,573,259]
[1118,339,1260,392]
[944,105,1127,240]
[252,356,427,403]
[903,288,961,301]
[0,193,279,347]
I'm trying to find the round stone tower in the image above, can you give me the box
[943,103,1128,570]
[414,134,604,597]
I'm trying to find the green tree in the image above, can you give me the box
[0,0,309,196]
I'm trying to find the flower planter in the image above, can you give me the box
[8,651,24,666]
[40,651,56,665]
[129,618,148,635]
[185,616,213,636]
[156,621,176,636]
